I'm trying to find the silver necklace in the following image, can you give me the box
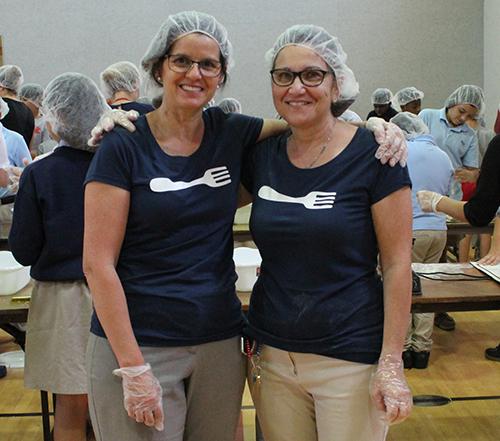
[287,121,336,169]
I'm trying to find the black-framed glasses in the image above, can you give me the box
[270,68,333,87]
[166,54,222,77]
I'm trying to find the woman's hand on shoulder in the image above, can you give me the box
[366,117,408,167]
[88,109,140,147]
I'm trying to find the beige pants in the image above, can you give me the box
[0,203,13,239]
[249,345,388,441]
[405,230,447,352]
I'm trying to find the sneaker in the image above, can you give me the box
[485,344,500,362]
[0,365,6,379]
[413,351,430,369]
[434,312,456,331]
[402,351,413,369]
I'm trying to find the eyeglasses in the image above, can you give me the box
[270,68,333,87]
[166,54,222,77]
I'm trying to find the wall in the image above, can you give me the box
[0,0,484,119]
[484,0,500,128]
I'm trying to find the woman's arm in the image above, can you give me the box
[477,217,500,265]
[83,181,144,367]
[370,185,413,425]
[256,119,288,142]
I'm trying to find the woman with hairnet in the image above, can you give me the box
[390,112,454,370]
[366,88,399,122]
[394,87,424,115]
[19,83,52,157]
[83,11,290,441]
[9,73,109,441]
[100,61,154,115]
[240,25,412,440]
[218,97,242,114]
[419,85,483,331]
[0,65,35,147]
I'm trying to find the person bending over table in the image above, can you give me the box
[240,25,413,441]
[417,133,500,363]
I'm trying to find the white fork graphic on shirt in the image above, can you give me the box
[150,166,231,192]
[258,186,336,210]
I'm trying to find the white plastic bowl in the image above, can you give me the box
[233,247,261,292]
[0,251,30,295]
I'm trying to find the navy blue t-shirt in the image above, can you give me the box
[85,107,263,347]
[241,127,411,364]
[111,101,154,115]
[9,147,94,281]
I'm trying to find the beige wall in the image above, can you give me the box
[484,0,500,128]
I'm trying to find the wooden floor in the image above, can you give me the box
[1,310,500,441]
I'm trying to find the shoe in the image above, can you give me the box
[413,351,430,369]
[485,344,500,362]
[0,365,6,379]
[434,312,456,331]
[402,351,413,369]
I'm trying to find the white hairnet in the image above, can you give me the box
[265,24,359,114]
[445,85,484,116]
[0,97,9,119]
[43,73,110,152]
[390,112,429,141]
[218,97,242,114]
[19,83,44,108]
[141,11,233,100]
[394,87,424,107]
[100,61,143,99]
[0,65,24,93]
[372,88,392,105]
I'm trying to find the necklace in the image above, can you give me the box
[288,120,336,169]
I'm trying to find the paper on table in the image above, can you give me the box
[471,261,500,283]
[412,263,467,279]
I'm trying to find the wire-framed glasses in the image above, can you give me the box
[166,54,222,77]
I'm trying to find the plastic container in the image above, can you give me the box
[233,247,261,292]
[0,251,30,295]
[0,350,25,368]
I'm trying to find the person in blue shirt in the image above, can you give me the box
[419,85,483,331]
[394,87,424,115]
[391,112,454,369]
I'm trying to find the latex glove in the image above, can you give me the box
[88,109,139,147]
[416,190,446,215]
[370,354,412,426]
[366,117,407,167]
[113,363,164,431]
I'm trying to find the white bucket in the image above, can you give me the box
[233,247,261,292]
[0,251,30,295]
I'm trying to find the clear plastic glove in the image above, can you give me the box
[87,109,139,147]
[416,190,445,215]
[370,354,412,426]
[113,363,164,431]
[366,117,408,167]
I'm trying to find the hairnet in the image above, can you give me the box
[394,87,424,107]
[19,83,44,108]
[0,65,24,93]
[100,61,143,99]
[141,11,233,100]
[445,85,484,115]
[218,97,242,114]
[390,112,429,141]
[372,88,392,105]
[265,24,359,115]
[0,97,9,119]
[43,73,110,152]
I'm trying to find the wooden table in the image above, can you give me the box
[238,264,500,314]
[446,220,495,236]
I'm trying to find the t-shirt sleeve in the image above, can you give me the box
[464,134,500,226]
[240,141,261,195]
[370,161,411,205]
[226,112,263,153]
[85,129,133,191]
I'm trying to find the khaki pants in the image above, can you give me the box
[405,230,447,352]
[249,345,388,441]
